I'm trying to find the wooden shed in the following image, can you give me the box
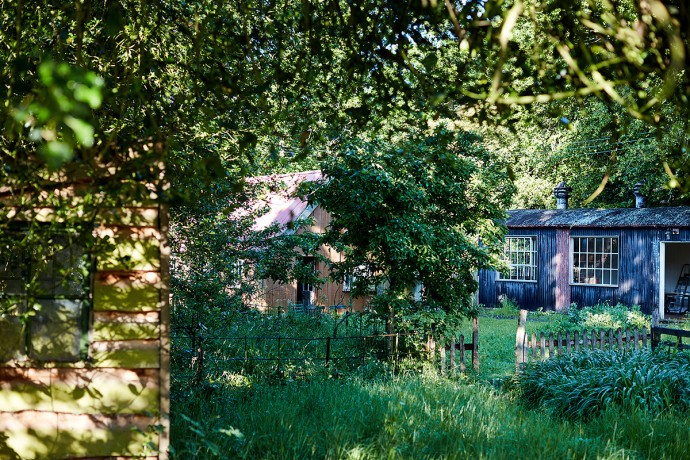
[0,143,170,459]
[478,205,690,319]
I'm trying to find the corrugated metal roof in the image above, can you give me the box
[248,170,321,231]
[507,207,690,228]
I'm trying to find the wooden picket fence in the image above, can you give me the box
[427,317,480,375]
[651,326,690,351]
[514,310,690,370]
[516,326,649,366]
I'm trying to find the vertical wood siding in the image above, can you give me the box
[259,205,369,311]
[479,225,690,315]
[555,229,571,310]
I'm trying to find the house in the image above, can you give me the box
[478,182,690,319]
[0,142,170,459]
[249,170,368,312]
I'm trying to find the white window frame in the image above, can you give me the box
[229,259,244,288]
[342,274,353,292]
[570,236,619,287]
[497,236,538,282]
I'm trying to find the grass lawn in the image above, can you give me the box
[170,309,690,459]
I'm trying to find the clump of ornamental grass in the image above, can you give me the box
[517,349,690,420]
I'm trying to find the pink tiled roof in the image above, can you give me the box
[248,170,322,231]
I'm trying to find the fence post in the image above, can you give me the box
[194,335,204,385]
[472,316,479,371]
[651,327,659,351]
[395,333,399,366]
[277,336,282,372]
[450,338,456,373]
[459,335,466,373]
[362,336,367,364]
[556,331,563,358]
[439,336,446,376]
[325,337,331,367]
[515,309,528,372]
[540,332,546,361]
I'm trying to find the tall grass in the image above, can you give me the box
[171,374,690,459]
[517,349,690,419]
[170,307,690,459]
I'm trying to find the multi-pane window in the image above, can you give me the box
[571,236,619,286]
[0,233,87,362]
[342,274,353,292]
[498,236,538,282]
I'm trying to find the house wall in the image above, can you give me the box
[257,205,369,311]
[0,204,170,459]
[479,226,690,315]
[479,228,558,310]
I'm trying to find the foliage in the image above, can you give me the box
[517,349,690,419]
[171,372,690,460]
[305,128,514,331]
[3,1,690,200]
[547,302,651,333]
[169,177,325,338]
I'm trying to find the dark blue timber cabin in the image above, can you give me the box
[478,182,690,318]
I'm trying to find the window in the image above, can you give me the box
[342,264,374,294]
[0,233,88,362]
[342,274,353,292]
[296,257,315,304]
[230,259,244,287]
[571,236,619,286]
[498,236,538,282]
[412,281,423,302]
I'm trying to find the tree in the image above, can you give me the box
[170,179,321,338]
[305,128,514,331]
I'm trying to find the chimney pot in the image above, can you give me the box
[633,181,647,208]
[553,181,572,210]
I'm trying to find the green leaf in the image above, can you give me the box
[40,141,74,169]
[73,84,103,109]
[64,116,95,147]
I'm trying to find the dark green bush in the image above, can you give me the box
[517,349,690,419]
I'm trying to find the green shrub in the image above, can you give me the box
[517,349,690,419]
[482,296,519,318]
[548,302,650,333]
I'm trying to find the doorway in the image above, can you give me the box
[659,242,690,319]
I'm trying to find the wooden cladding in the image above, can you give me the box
[0,202,169,459]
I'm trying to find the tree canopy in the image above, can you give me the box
[305,128,514,323]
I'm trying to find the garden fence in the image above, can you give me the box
[174,332,412,383]
[173,320,480,383]
[427,317,480,375]
[514,309,690,370]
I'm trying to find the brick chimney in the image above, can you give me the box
[553,181,572,210]
[633,181,647,208]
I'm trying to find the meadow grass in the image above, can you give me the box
[172,373,690,459]
[170,308,690,459]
